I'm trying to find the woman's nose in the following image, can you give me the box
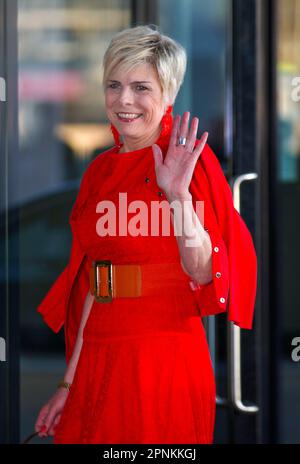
[118,87,134,105]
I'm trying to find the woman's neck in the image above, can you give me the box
[118,124,162,153]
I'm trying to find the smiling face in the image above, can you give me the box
[104,62,167,150]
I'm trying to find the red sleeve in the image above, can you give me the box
[187,142,257,330]
[36,266,69,333]
[36,167,91,333]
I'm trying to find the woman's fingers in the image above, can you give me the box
[40,404,60,437]
[48,413,62,436]
[171,111,199,152]
[35,404,49,432]
[166,111,206,169]
[193,131,209,158]
[35,401,58,437]
[178,111,190,141]
[186,117,199,152]
[169,114,181,147]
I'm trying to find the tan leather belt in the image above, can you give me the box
[89,260,190,303]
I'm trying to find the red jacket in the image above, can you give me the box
[37,140,257,364]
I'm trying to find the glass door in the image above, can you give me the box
[1,0,276,444]
[276,0,300,444]
[16,0,132,444]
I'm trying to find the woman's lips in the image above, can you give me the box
[116,114,142,123]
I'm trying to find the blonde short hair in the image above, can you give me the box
[102,24,187,106]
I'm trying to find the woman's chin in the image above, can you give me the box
[117,124,144,137]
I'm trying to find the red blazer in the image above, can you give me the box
[37,142,257,364]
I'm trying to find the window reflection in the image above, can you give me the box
[18,0,131,206]
[18,0,131,341]
[18,0,131,443]
[158,0,229,174]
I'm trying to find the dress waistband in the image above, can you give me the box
[89,261,191,303]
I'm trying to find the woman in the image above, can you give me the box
[34,25,257,444]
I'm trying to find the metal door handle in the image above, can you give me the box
[229,172,259,413]
[204,316,228,408]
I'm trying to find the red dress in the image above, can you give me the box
[52,117,216,444]
[44,109,256,444]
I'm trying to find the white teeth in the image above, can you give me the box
[118,113,141,119]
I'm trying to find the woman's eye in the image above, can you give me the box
[107,83,148,91]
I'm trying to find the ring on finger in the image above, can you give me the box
[178,136,187,146]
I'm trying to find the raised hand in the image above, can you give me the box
[152,111,208,199]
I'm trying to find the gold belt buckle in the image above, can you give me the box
[92,260,113,303]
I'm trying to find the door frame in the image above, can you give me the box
[230,0,279,444]
[255,0,280,444]
[0,0,20,445]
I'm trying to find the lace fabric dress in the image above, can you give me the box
[53,108,216,444]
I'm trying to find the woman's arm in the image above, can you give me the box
[62,290,94,384]
[166,191,213,285]
[35,290,94,437]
